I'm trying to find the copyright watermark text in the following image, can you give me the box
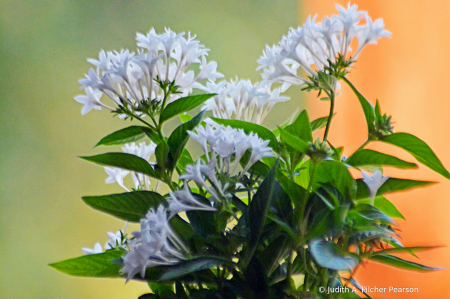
[319,286,419,295]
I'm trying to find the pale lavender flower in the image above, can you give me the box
[167,184,215,216]
[74,87,112,115]
[104,167,130,191]
[361,170,389,204]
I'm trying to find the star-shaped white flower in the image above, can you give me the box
[82,242,103,255]
[104,167,130,191]
[74,87,105,115]
[361,170,389,203]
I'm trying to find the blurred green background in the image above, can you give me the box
[0,1,302,298]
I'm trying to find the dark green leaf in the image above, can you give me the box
[355,178,436,199]
[308,238,358,271]
[149,282,174,295]
[82,191,166,222]
[314,160,356,198]
[49,250,124,277]
[279,128,309,154]
[95,126,146,147]
[346,149,417,169]
[306,209,332,240]
[369,254,442,271]
[170,215,195,242]
[80,152,161,179]
[167,110,206,169]
[211,118,279,152]
[155,140,169,170]
[158,257,225,281]
[272,108,300,137]
[380,132,450,179]
[343,77,375,133]
[248,160,280,255]
[285,110,313,143]
[139,294,158,299]
[311,115,332,132]
[258,236,290,276]
[186,194,216,238]
[141,127,162,144]
[176,149,195,174]
[373,246,442,257]
[160,94,215,124]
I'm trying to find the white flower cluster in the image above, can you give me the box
[104,141,157,191]
[121,206,188,282]
[182,123,275,200]
[195,79,289,124]
[257,3,391,89]
[75,28,223,115]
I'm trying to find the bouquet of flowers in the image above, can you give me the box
[50,3,446,298]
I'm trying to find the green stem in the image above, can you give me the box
[307,161,317,193]
[355,139,370,152]
[286,249,294,289]
[323,90,335,142]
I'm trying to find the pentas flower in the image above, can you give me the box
[82,242,103,255]
[257,3,390,90]
[75,28,223,115]
[104,141,156,191]
[167,184,216,216]
[195,79,289,124]
[82,229,127,255]
[361,170,389,204]
[183,123,275,199]
[121,205,187,282]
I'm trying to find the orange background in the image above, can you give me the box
[303,1,450,297]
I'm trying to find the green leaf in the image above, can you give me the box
[343,77,375,133]
[308,238,358,271]
[175,149,194,175]
[167,110,206,169]
[179,114,193,123]
[314,160,356,198]
[141,127,162,144]
[356,204,395,224]
[160,94,215,124]
[380,132,450,179]
[158,257,225,281]
[170,215,195,242]
[272,108,299,137]
[285,110,313,143]
[95,126,146,147]
[211,118,279,151]
[306,209,333,240]
[82,191,166,222]
[369,254,442,271]
[373,246,442,257]
[49,250,124,277]
[80,152,161,180]
[248,160,280,254]
[355,178,436,199]
[279,128,309,154]
[186,194,216,238]
[358,196,405,220]
[346,149,417,169]
[155,140,169,171]
[310,115,330,132]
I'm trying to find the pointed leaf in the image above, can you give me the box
[343,77,375,133]
[158,257,225,281]
[358,196,405,220]
[279,128,309,153]
[308,238,358,271]
[369,254,442,271]
[285,110,313,143]
[211,118,279,151]
[80,152,161,179]
[355,178,436,199]
[380,132,450,179]
[346,149,417,169]
[310,115,330,132]
[95,126,146,147]
[49,250,125,277]
[186,194,216,238]
[314,160,356,198]
[167,110,206,169]
[248,160,280,253]
[160,94,215,124]
[82,191,166,222]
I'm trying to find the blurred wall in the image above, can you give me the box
[0,1,301,298]
[304,1,450,298]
